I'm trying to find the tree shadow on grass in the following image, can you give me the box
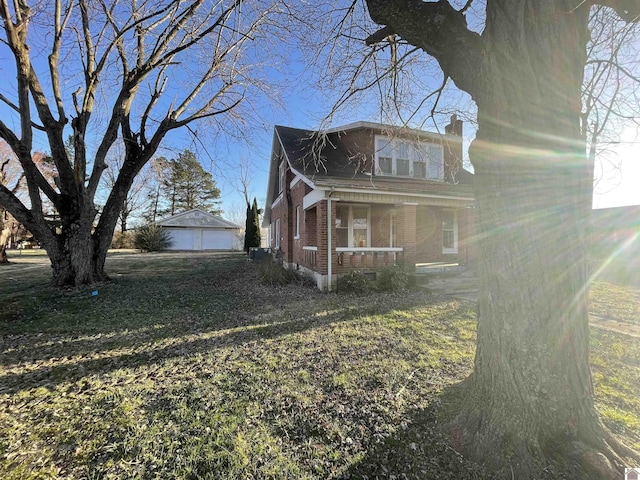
[1,251,438,374]
[341,383,493,480]
[0,291,435,395]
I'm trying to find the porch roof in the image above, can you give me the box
[311,175,473,198]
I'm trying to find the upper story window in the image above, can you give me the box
[375,136,444,180]
[278,160,286,193]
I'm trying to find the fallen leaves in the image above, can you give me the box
[0,253,638,479]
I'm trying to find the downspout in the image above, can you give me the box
[327,187,335,292]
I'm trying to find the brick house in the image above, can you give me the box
[263,117,475,291]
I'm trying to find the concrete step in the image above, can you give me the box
[416,275,478,296]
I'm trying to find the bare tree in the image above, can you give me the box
[584,6,640,190]
[101,141,151,233]
[142,157,171,224]
[0,0,291,285]
[314,0,640,477]
[0,144,23,263]
[0,145,53,262]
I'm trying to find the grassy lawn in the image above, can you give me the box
[591,281,640,326]
[1,253,638,479]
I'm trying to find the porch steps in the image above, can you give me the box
[412,269,478,298]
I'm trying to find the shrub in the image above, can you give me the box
[289,269,317,288]
[338,270,370,294]
[376,265,409,292]
[111,231,135,249]
[258,259,293,286]
[134,224,174,252]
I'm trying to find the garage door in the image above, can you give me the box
[166,228,195,250]
[202,230,234,250]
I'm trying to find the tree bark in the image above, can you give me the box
[41,199,108,286]
[450,4,635,478]
[0,226,9,263]
[364,0,639,477]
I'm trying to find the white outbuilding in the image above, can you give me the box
[156,208,242,251]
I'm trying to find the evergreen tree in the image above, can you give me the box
[161,150,222,216]
[243,202,252,253]
[249,198,261,249]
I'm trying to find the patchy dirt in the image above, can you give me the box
[589,314,640,338]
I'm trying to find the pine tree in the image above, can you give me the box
[243,202,252,253]
[161,151,222,216]
[249,198,261,249]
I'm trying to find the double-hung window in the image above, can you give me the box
[336,205,370,248]
[396,142,411,176]
[375,136,444,180]
[442,210,458,254]
[378,141,393,174]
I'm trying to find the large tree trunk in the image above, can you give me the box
[0,210,12,263]
[38,154,143,287]
[447,4,637,478]
[0,227,9,263]
[43,207,110,287]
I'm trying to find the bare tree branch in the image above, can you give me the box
[364,0,484,97]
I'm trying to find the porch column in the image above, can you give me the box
[315,200,336,276]
[396,202,417,269]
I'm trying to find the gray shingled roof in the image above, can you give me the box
[274,124,474,193]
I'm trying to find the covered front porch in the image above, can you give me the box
[296,194,474,291]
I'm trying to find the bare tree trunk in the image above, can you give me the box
[0,226,9,263]
[41,205,108,286]
[445,4,637,477]
[38,157,140,286]
[120,199,129,233]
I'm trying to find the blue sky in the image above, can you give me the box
[1,2,638,225]
[199,92,640,220]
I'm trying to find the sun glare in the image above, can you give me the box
[593,125,640,209]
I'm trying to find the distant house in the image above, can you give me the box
[156,208,242,251]
[263,117,475,291]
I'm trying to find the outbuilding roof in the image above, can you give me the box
[156,208,241,229]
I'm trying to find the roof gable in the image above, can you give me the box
[156,208,241,229]
[263,122,473,226]
[274,123,472,184]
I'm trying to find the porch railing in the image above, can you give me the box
[336,247,404,268]
[303,246,404,269]
[303,246,318,266]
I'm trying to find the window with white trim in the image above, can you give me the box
[442,210,458,254]
[375,136,444,180]
[275,218,281,249]
[336,205,370,248]
[294,206,301,239]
